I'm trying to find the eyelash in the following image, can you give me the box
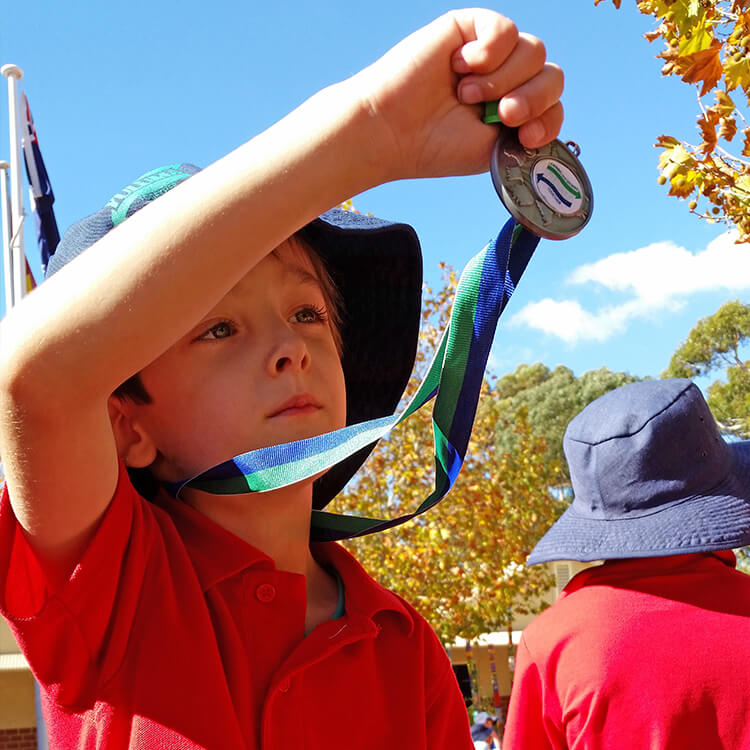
[196,320,237,341]
[195,304,328,342]
[293,304,329,324]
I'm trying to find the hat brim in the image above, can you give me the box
[300,209,422,510]
[528,441,750,565]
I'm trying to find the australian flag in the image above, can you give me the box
[21,94,59,274]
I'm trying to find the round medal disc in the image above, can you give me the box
[490,129,593,240]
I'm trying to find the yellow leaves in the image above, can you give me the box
[719,116,738,141]
[695,91,738,154]
[655,130,750,239]
[698,112,719,153]
[657,138,693,169]
[656,134,706,198]
[732,170,750,198]
[341,302,565,641]
[598,0,750,240]
[714,89,736,117]
[724,55,750,97]
[680,20,715,56]
[679,41,724,95]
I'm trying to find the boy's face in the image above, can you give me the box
[117,237,347,483]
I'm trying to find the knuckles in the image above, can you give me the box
[518,33,547,71]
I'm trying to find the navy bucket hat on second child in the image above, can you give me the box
[47,163,423,510]
[528,378,750,565]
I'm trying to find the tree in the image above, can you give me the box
[663,299,750,571]
[663,299,750,437]
[598,0,750,240]
[493,363,641,482]
[338,268,567,642]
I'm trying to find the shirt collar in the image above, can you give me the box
[311,541,415,635]
[154,489,275,591]
[562,550,738,598]
[152,489,416,636]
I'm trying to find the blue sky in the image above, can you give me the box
[1,0,748,387]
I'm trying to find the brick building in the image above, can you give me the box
[0,620,38,750]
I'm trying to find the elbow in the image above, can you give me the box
[0,320,65,417]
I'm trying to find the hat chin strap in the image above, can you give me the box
[166,219,540,541]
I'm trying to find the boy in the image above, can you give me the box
[503,379,750,749]
[471,711,501,749]
[0,10,564,748]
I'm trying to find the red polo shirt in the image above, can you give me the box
[0,467,472,749]
[504,552,750,750]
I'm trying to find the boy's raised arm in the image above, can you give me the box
[0,9,563,577]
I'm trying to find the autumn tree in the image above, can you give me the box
[598,0,750,239]
[663,299,750,437]
[493,363,641,483]
[338,267,566,642]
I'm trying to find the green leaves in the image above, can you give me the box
[663,300,750,437]
[663,300,750,376]
[493,364,640,482]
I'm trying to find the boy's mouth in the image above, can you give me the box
[268,394,322,418]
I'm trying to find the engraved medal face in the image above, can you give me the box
[490,129,593,240]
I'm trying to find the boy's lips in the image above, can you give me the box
[268,394,322,418]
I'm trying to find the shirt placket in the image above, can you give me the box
[260,613,379,749]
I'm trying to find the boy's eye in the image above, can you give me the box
[292,305,328,324]
[197,321,236,340]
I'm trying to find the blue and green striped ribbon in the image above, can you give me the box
[171,219,539,541]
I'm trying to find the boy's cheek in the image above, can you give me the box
[331,368,347,427]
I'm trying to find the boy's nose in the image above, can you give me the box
[268,332,310,375]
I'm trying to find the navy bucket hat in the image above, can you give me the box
[48,163,423,510]
[527,378,750,565]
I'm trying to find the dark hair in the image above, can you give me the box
[297,237,344,356]
[112,234,344,406]
[113,373,153,404]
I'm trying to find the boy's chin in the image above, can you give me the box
[152,422,344,485]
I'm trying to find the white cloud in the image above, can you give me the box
[510,232,750,343]
[487,346,538,372]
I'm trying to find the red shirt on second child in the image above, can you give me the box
[504,552,750,750]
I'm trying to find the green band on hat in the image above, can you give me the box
[106,164,194,227]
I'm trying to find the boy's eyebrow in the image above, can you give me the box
[278,257,324,290]
[288,265,323,287]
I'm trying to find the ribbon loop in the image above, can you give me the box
[172,219,540,541]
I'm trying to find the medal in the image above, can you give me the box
[484,103,593,240]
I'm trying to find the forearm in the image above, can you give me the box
[0,78,381,408]
[0,7,565,414]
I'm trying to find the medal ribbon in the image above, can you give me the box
[170,219,540,541]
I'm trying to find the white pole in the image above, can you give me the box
[34,680,49,750]
[1,64,26,306]
[0,160,13,313]
[1,68,49,750]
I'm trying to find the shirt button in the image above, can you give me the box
[279,678,290,693]
[256,583,276,603]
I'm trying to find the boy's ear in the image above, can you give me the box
[107,397,158,469]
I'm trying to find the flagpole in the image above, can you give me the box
[0,160,12,313]
[2,64,26,307]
